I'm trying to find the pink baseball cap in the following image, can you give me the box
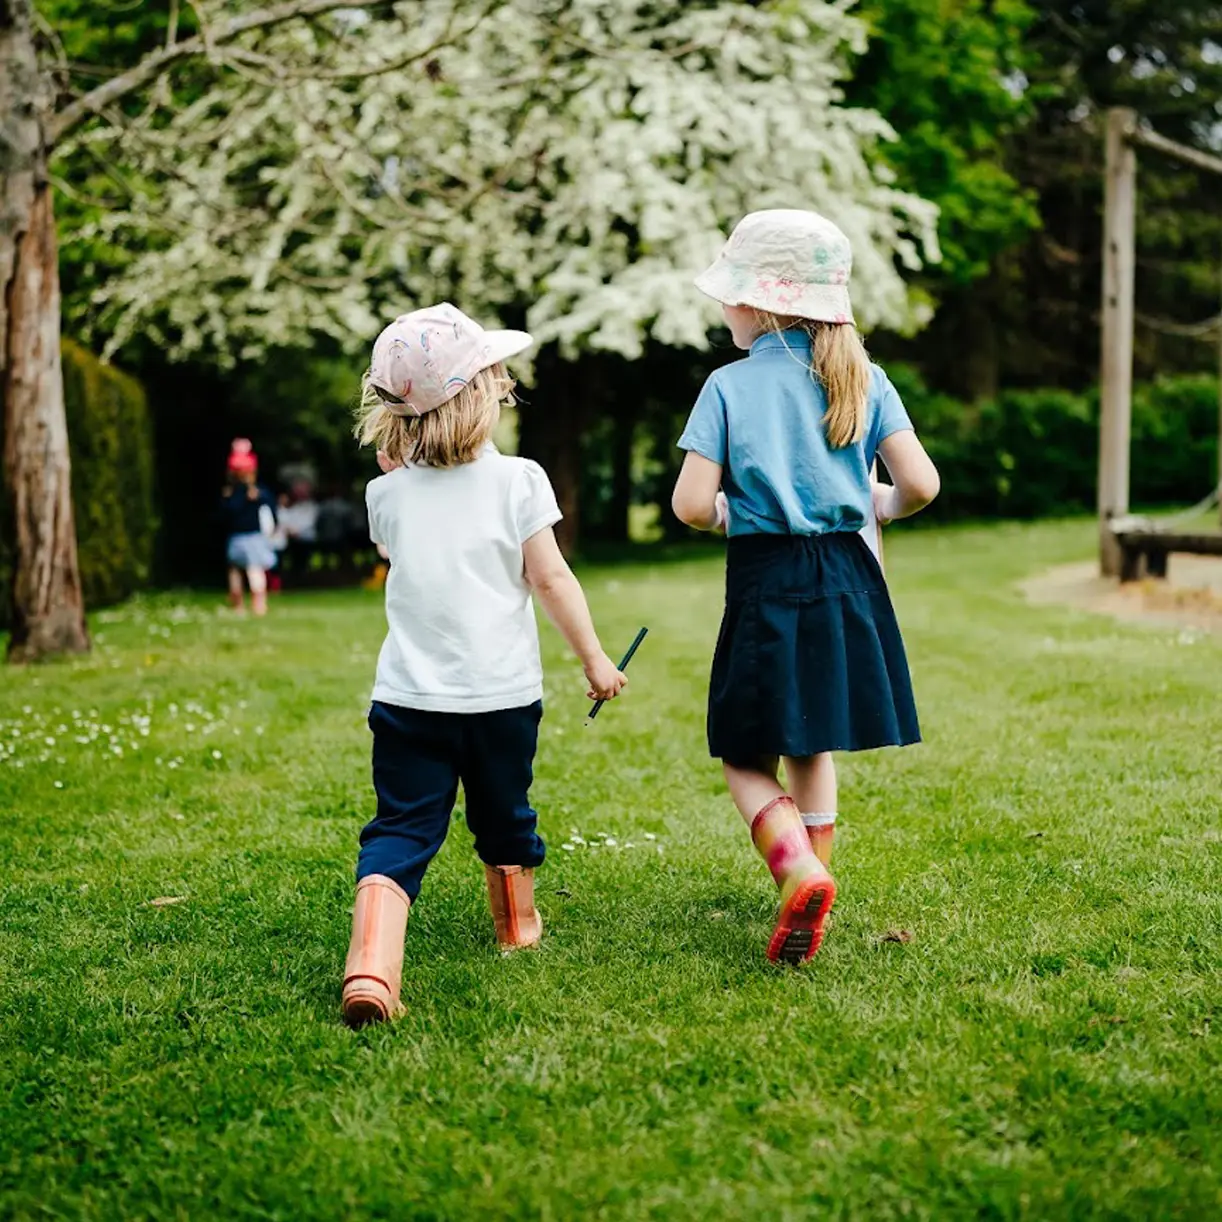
[369,303,533,416]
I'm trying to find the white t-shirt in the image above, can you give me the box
[365,446,562,714]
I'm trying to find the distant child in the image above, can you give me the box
[672,210,940,966]
[341,303,626,1026]
[219,439,278,616]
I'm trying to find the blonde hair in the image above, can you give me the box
[354,363,512,468]
[757,312,871,449]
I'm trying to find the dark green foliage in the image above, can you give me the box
[60,340,158,608]
[849,0,1039,286]
[0,342,157,624]
[897,365,1219,519]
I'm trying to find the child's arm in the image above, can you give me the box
[522,527,626,701]
[672,453,725,532]
[874,431,940,524]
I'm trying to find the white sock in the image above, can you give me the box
[800,812,837,828]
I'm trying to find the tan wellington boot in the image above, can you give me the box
[484,864,543,951]
[342,874,410,1026]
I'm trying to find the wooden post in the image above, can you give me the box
[1099,108,1138,577]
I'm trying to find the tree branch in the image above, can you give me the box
[48,0,385,145]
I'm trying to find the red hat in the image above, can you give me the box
[227,438,258,477]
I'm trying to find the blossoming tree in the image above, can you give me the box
[5,0,938,660]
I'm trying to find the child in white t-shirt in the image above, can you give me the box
[341,303,626,1027]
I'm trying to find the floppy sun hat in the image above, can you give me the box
[695,209,855,325]
[369,303,534,417]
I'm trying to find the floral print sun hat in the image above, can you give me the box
[695,209,855,325]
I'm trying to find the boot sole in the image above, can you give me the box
[767,873,836,966]
[496,925,543,952]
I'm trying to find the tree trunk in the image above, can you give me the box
[519,347,586,556]
[1,0,89,660]
[606,407,635,545]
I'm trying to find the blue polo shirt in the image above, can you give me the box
[677,330,913,537]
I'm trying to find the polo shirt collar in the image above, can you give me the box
[749,328,811,357]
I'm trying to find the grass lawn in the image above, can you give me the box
[1,520,1219,1220]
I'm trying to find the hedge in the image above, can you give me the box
[0,341,156,625]
[890,367,1220,521]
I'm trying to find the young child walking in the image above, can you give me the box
[219,438,278,616]
[672,209,940,966]
[341,303,626,1026]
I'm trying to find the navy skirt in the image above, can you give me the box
[708,532,920,762]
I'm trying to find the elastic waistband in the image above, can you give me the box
[727,531,866,559]
[724,530,881,598]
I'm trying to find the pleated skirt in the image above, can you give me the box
[708,532,921,762]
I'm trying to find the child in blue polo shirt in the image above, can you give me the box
[672,209,941,966]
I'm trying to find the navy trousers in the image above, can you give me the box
[357,700,546,900]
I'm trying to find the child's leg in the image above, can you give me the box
[246,566,268,616]
[344,703,460,1025]
[226,566,245,611]
[784,753,837,867]
[724,756,836,965]
[723,756,783,826]
[357,703,460,894]
[460,703,546,949]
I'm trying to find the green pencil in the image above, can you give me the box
[586,627,648,722]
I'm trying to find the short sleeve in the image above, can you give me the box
[365,482,385,547]
[677,375,728,466]
[515,460,563,544]
[865,366,914,466]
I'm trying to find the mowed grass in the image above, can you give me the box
[1,520,1219,1221]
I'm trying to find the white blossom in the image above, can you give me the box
[57,0,939,365]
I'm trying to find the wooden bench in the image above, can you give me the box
[1112,528,1222,583]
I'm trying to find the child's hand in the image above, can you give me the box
[584,653,627,702]
[376,450,403,474]
[871,481,898,527]
[714,491,730,533]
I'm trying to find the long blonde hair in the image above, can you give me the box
[757,312,870,449]
[354,363,512,468]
